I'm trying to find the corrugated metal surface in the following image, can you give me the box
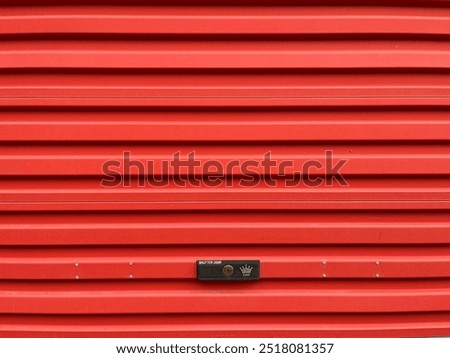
[1,1,450,337]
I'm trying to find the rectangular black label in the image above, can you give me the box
[197,260,260,281]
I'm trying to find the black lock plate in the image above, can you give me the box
[197,260,260,281]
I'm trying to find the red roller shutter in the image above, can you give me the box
[0,1,450,337]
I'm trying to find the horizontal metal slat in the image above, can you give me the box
[0,280,449,314]
[0,211,448,245]
[0,245,449,279]
[2,312,450,338]
[1,6,450,36]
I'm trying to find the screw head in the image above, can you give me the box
[129,274,134,279]
[75,275,80,280]
[322,273,327,278]
[129,262,133,266]
[375,261,380,266]
[375,274,380,278]
[322,261,327,265]
[75,262,79,267]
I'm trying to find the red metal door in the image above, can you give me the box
[0,1,450,337]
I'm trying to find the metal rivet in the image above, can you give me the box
[129,262,133,266]
[129,274,134,279]
[75,275,80,280]
[322,274,327,278]
[322,261,327,265]
[75,262,79,267]
[375,274,380,278]
[375,261,380,266]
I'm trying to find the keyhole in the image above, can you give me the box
[223,265,234,277]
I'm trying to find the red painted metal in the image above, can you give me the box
[0,2,450,337]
